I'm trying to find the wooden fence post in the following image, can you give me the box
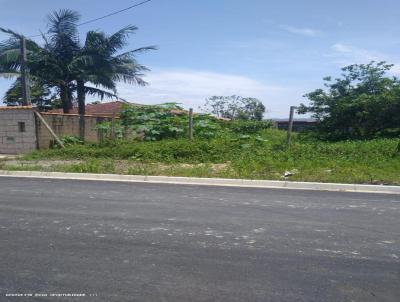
[111,114,116,140]
[189,108,193,140]
[286,106,297,148]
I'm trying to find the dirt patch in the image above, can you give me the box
[113,161,231,174]
[2,160,83,168]
[0,159,231,176]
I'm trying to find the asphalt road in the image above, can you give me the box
[0,177,399,302]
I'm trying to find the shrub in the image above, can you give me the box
[227,120,272,134]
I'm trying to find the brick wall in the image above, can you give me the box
[0,109,37,154]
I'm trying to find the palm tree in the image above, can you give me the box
[0,9,155,115]
[42,9,80,112]
[70,25,156,116]
[0,23,76,111]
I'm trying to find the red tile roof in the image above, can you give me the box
[47,101,131,117]
[47,101,190,116]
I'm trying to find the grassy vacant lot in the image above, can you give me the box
[1,129,399,185]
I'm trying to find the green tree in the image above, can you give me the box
[3,78,54,110]
[0,9,155,140]
[0,16,83,112]
[71,25,155,116]
[0,9,155,115]
[298,61,400,140]
[202,95,266,120]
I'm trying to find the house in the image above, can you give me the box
[271,118,317,132]
[47,101,186,117]
[47,101,130,117]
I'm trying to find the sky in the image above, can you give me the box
[0,0,399,118]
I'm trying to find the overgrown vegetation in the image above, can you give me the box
[95,103,271,142]
[18,128,400,185]
[299,61,400,140]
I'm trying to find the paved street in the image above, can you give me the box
[0,177,399,302]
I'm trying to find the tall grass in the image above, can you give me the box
[20,129,400,184]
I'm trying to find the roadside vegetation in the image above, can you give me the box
[2,62,400,185]
[298,62,400,141]
[2,125,399,185]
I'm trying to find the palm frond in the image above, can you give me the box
[112,73,148,86]
[0,37,20,51]
[69,55,96,70]
[84,86,123,101]
[0,49,21,66]
[47,9,80,37]
[105,25,138,55]
[46,9,81,60]
[87,74,117,93]
[0,28,41,52]
[115,61,150,73]
[115,46,157,59]
[0,27,23,39]
[0,36,21,72]
[0,60,20,74]
[84,31,107,51]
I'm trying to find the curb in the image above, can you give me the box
[0,170,399,194]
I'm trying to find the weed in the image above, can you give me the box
[17,130,400,185]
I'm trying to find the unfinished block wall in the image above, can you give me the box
[36,113,111,149]
[0,108,37,154]
[0,107,113,153]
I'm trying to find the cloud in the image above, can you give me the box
[280,25,322,37]
[331,43,379,62]
[331,43,353,53]
[115,69,304,118]
[391,64,400,75]
[224,39,286,51]
[330,43,400,75]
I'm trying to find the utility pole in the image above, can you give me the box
[111,113,116,140]
[286,106,297,148]
[188,108,193,140]
[20,36,31,106]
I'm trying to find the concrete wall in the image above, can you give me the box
[37,113,112,149]
[0,108,37,154]
[0,107,115,153]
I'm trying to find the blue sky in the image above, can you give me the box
[1,0,399,117]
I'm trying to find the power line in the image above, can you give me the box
[27,0,152,38]
[78,0,152,26]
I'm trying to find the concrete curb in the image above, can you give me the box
[0,170,399,194]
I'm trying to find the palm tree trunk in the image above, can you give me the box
[77,79,86,141]
[60,84,69,113]
[67,88,73,110]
